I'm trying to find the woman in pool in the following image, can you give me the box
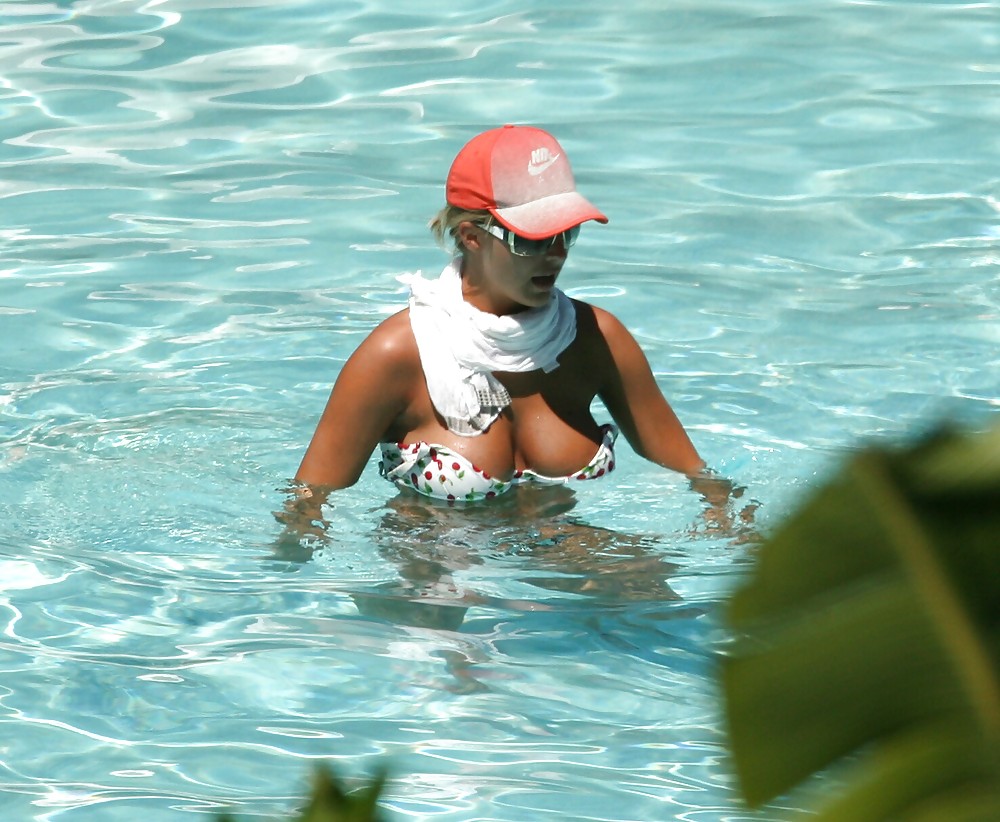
[295,124,734,510]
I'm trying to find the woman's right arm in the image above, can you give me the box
[274,312,418,554]
[295,310,418,493]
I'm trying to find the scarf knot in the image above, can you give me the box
[400,258,577,436]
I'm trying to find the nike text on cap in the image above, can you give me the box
[445,124,608,240]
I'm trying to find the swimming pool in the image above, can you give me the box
[1,1,997,819]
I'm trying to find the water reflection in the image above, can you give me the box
[275,484,688,631]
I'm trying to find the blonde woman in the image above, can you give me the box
[295,125,738,515]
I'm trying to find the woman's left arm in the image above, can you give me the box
[593,306,705,476]
[594,306,759,537]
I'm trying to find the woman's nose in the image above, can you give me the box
[546,235,569,259]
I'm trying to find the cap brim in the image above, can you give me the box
[492,192,608,240]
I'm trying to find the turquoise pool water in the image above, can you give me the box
[1,1,997,819]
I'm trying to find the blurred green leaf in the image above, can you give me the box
[297,765,387,822]
[723,424,1000,816]
[218,764,388,822]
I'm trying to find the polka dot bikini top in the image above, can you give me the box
[378,424,618,503]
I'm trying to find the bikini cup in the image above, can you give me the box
[379,425,618,503]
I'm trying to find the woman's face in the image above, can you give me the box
[461,223,569,315]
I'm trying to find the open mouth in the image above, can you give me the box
[531,274,557,288]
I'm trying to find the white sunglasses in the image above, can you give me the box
[480,221,581,256]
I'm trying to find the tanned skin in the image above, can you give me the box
[296,221,706,497]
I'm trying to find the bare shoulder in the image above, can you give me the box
[570,299,636,350]
[366,308,415,350]
[296,309,419,487]
[569,299,654,395]
[353,308,420,373]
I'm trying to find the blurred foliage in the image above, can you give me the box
[218,765,387,822]
[723,424,1000,820]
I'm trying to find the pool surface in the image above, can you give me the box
[1,1,997,819]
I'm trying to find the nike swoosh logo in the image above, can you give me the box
[527,153,560,175]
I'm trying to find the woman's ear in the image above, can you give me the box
[456,221,482,252]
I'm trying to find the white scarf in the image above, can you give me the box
[400,258,577,436]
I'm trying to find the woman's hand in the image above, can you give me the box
[271,483,331,561]
[688,470,761,542]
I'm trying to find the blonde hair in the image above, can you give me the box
[429,204,492,251]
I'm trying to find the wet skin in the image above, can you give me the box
[295,219,706,495]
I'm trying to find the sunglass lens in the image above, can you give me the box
[510,226,581,256]
[511,235,547,256]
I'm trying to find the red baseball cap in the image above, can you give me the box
[445,124,608,240]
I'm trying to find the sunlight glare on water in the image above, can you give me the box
[0,0,997,819]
